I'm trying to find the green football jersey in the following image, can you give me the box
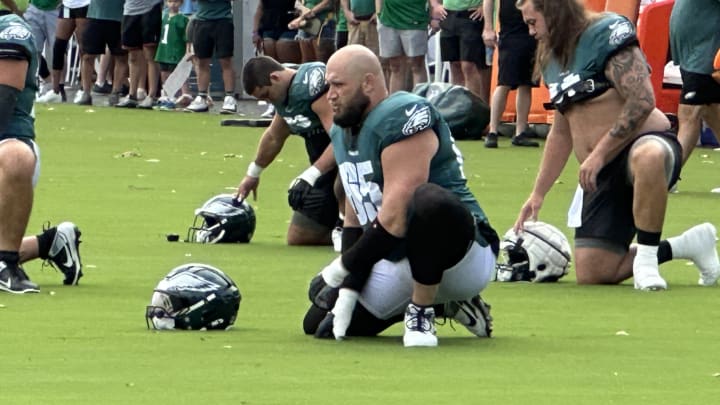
[330,91,488,230]
[0,14,38,140]
[155,12,188,64]
[542,13,637,112]
[275,62,330,164]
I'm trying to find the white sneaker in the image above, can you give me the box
[260,104,275,118]
[669,223,720,286]
[185,96,209,112]
[137,88,147,101]
[138,96,155,109]
[331,227,342,253]
[445,296,493,337]
[633,266,668,291]
[36,90,63,103]
[403,303,438,347]
[221,95,237,114]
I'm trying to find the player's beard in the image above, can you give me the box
[333,89,370,128]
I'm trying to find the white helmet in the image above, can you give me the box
[495,221,572,282]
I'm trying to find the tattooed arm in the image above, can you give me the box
[577,45,656,192]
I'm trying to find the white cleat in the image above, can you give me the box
[685,223,720,286]
[403,303,438,347]
[633,266,667,291]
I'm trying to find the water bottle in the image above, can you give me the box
[485,46,494,67]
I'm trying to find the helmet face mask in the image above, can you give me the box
[187,194,256,243]
[146,263,241,330]
[495,221,572,283]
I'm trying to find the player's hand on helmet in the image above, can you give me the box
[288,165,322,210]
[514,193,543,234]
[237,176,259,202]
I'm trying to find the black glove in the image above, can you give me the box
[288,178,313,210]
[287,166,322,210]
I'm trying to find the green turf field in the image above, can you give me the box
[3,104,719,404]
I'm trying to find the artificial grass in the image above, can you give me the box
[2,104,719,404]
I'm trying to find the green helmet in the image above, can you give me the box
[187,194,256,243]
[146,263,241,330]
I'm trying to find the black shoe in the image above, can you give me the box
[484,132,499,148]
[0,261,39,294]
[92,81,112,95]
[511,132,540,147]
[45,222,83,285]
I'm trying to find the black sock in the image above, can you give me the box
[657,240,673,264]
[36,227,56,260]
[0,251,20,266]
[637,229,661,246]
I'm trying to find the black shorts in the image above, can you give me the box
[186,17,196,45]
[59,5,88,19]
[121,2,162,49]
[192,19,234,59]
[679,69,720,105]
[575,131,682,249]
[82,19,124,56]
[158,62,177,72]
[439,10,487,68]
[295,171,339,229]
[497,34,537,88]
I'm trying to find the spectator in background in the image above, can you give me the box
[117,0,162,109]
[252,0,300,118]
[155,0,191,106]
[376,0,428,93]
[36,0,90,104]
[76,0,127,106]
[252,0,300,63]
[669,0,720,169]
[340,0,377,55]
[24,0,61,98]
[430,0,490,103]
[289,0,336,64]
[185,0,237,114]
[482,0,539,148]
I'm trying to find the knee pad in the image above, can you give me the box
[52,38,69,71]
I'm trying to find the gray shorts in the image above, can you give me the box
[358,242,495,319]
[377,21,428,58]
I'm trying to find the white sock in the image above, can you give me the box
[634,243,659,270]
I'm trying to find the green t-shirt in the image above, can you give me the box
[378,0,428,30]
[670,0,720,75]
[29,0,60,10]
[336,7,347,32]
[443,0,481,11]
[88,0,124,21]
[349,0,374,17]
[195,0,232,21]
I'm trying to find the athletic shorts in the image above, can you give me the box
[679,69,720,105]
[575,131,682,251]
[377,21,427,58]
[497,34,537,88]
[192,19,234,59]
[121,2,162,48]
[261,28,298,41]
[439,10,487,68]
[59,5,87,19]
[82,19,124,56]
[292,171,339,229]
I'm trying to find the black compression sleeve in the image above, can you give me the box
[341,219,403,278]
